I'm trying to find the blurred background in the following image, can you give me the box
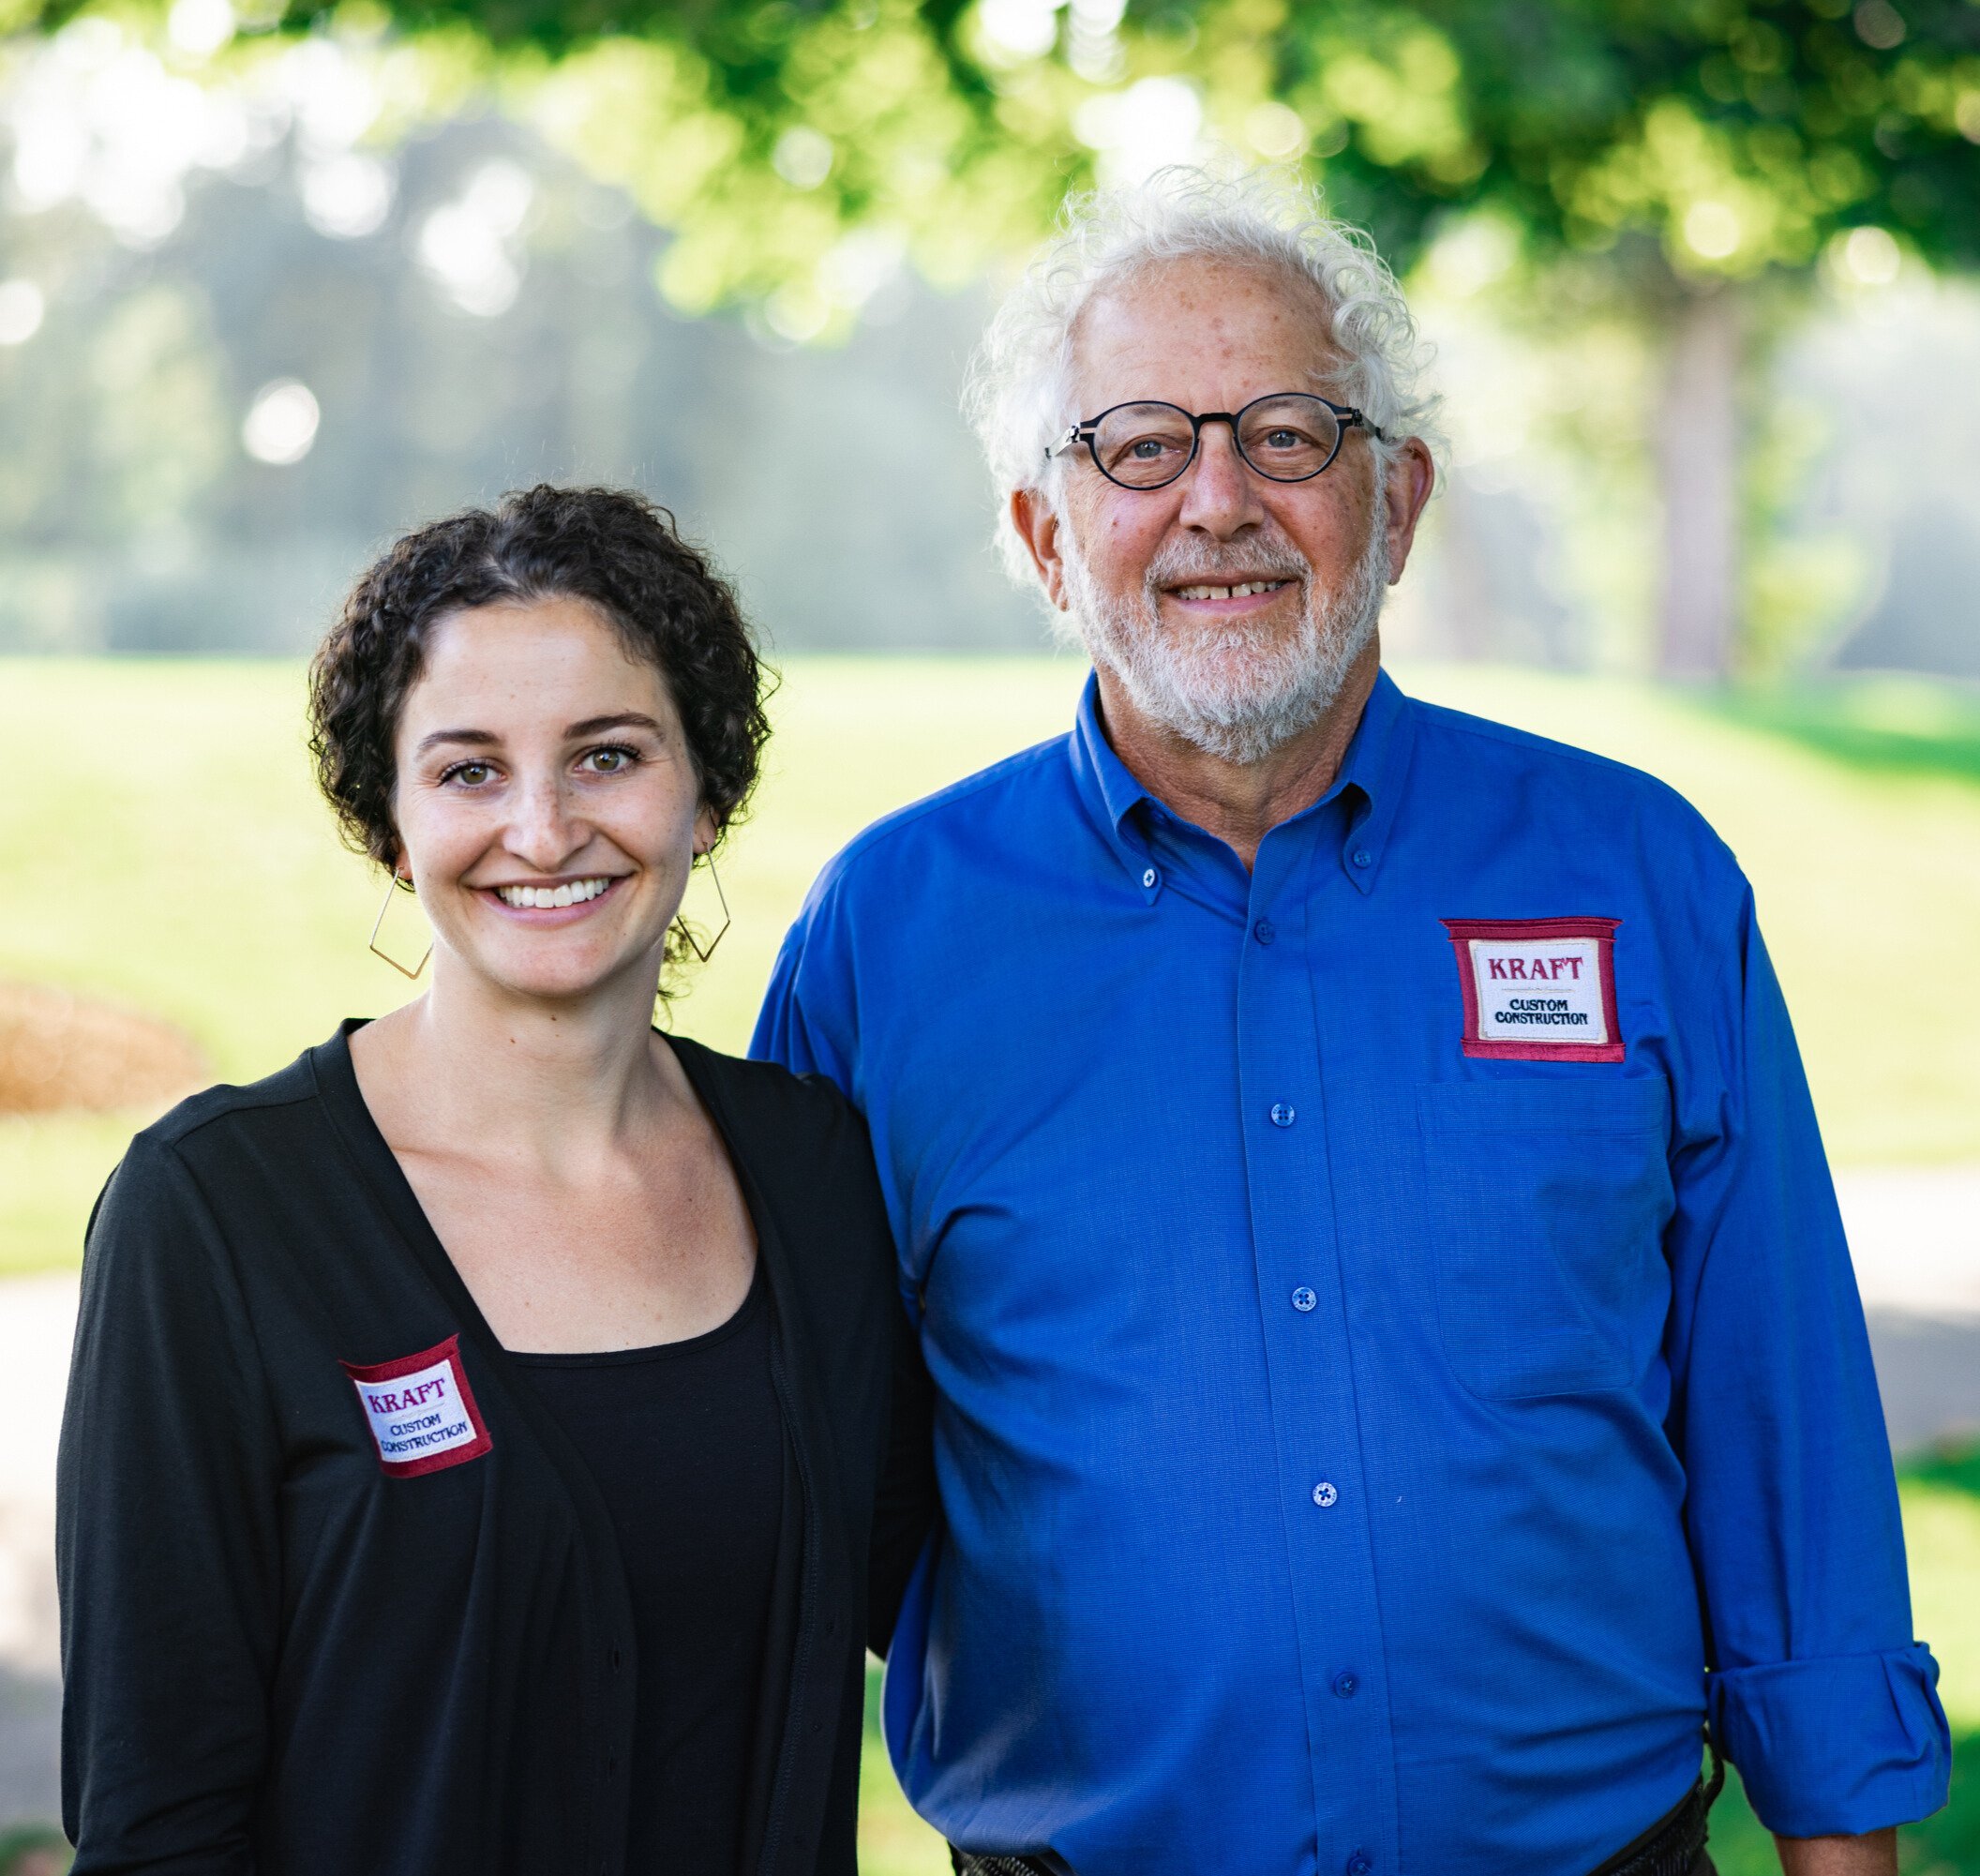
[0,0,1977,1868]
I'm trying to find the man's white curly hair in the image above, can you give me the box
[964,164,1444,585]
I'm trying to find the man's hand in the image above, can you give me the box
[1774,1827,1898,1876]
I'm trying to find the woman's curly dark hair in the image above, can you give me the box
[308,486,772,889]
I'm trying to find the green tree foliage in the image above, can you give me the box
[21,0,1978,315]
[46,0,1974,305]
[17,0,1980,665]
[1251,2,1980,283]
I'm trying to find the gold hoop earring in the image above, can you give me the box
[368,875,432,980]
[671,850,731,964]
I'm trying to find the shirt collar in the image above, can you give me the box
[1066,665,1415,896]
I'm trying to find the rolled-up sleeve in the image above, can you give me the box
[1665,882,1951,1837]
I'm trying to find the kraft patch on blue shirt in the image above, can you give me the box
[1441,916,1624,1061]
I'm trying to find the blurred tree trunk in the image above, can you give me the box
[1656,286,1742,678]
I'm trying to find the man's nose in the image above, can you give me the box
[1176,422,1265,536]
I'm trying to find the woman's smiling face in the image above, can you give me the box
[389,593,714,1007]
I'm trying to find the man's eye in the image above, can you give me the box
[1129,438,1172,458]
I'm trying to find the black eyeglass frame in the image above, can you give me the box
[1045,393,1388,489]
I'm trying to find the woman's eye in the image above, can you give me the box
[443,761,493,787]
[581,745,638,773]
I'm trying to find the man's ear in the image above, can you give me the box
[1011,487,1072,611]
[1381,437,1437,586]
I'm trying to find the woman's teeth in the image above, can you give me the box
[1174,579,1289,600]
[494,878,612,909]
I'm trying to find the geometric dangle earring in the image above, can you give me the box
[670,848,732,964]
[367,870,432,979]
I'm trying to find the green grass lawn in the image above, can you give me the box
[3,654,1977,1869]
[6,656,1980,1268]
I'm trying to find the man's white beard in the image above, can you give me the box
[1059,503,1390,767]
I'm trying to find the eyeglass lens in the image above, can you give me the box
[1089,396,1343,488]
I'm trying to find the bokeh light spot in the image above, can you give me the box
[1683,201,1741,260]
[242,380,321,465]
[1840,225,1902,285]
[301,153,395,239]
[1852,0,1906,50]
[166,0,235,58]
[1244,102,1307,159]
[1072,77,1203,186]
[417,161,533,316]
[977,0,1058,61]
[0,281,46,347]
[772,127,833,191]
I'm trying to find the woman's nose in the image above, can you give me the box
[504,772,585,867]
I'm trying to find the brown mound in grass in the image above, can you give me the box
[0,983,209,1116]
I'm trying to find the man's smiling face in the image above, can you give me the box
[1019,255,1428,764]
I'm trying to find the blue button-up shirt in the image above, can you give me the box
[752,669,1950,1875]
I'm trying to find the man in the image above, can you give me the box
[753,170,1949,1875]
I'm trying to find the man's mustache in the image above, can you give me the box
[1142,538,1312,593]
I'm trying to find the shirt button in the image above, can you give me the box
[1252,918,1276,945]
[1333,1671,1358,1699]
[1312,1480,1338,1508]
[1269,1103,1296,1128]
[1347,1854,1373,1876]
[1351,848,1372,868]
[1291,1285,1317,1313]
[1141,866,1159,890]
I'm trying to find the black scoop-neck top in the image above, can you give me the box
[514,1265,784,1876]
[57,1026,936,1876]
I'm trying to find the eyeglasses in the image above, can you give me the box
[1046,393,1386,490]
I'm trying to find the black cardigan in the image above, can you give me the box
[56,1026,935,1876]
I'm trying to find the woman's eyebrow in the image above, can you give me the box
[411,713,664,758]
[412,728,498,757]
[565,713,666,738]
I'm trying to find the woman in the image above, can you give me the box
[57,486,934,1876]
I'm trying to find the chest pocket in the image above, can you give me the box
[1418,1078,1673,1402]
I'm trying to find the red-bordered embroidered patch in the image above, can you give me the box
[1440,917,1624,1063]
[340,1334,492,1478]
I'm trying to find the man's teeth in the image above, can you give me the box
[1174,579,1290,601]
[494,878,612,909]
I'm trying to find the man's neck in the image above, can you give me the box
[1092,640,1381,872]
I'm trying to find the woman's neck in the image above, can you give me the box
[352,954,685,1178]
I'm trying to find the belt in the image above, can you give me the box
[951,1742,1726,1876]
[950,1854,1071,1876]
[1588,1733,1726,1876]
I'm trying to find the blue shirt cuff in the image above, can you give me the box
[1708,1643,1951,1837]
